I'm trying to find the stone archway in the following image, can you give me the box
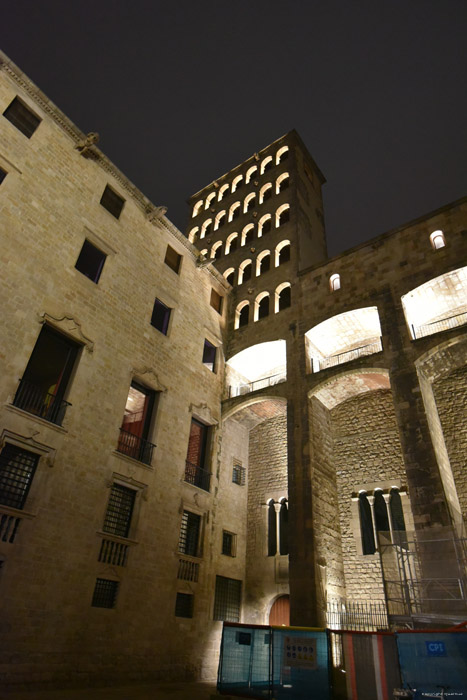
[269,595,290,626]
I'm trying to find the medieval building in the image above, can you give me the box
[0,51,465,688]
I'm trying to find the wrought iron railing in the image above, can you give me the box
[13,378,71,426]
[98,537,129,567]
[177,557,200,582]
[0,510,22,543]
[117,428,155,466]
[312,338,383,372]
[326,599,389,631]
[229,371,287,398]
[412,310,467,339]
[184,460,211,492]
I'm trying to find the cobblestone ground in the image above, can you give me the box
[0,681,218,700]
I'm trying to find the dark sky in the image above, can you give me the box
[3,0,467,256]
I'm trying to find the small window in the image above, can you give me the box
[91,578,119,608]
[175,592,194,618]
[202,339,217,372]
[210,289,223,314]
[329,273,341,292]
[164,245,182,274]
[3,97,41,138]
[103,483,136,538]
[75,240,106,283]
[0,167,7,184]
[222,531,236,557]
[151,298,171,335]
[213,576,242,622]
[179,511,201,557]
[232,463,246,485]
[430,230,446,250]
[277,207,290,226]
[100,185,125,219]
[0,444,40,510]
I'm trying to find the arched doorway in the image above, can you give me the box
[269,595,290,626]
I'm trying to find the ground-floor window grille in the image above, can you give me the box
[91,578,119,608]
[214,575,242,622]
[175,592,194,618]
[0,444,39,510]
[179,511,201,556]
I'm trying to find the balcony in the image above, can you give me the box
[117,428,155,466]
[184,460,211,492]
[412,310,467,340]
[98,536,130,567]
[311,338,383,373]
[229,370,287,398]
[13,378,71,426]
[177,556,200,582]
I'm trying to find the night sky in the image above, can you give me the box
[3,0,467,256]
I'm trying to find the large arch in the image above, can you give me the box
[226,340,287,398]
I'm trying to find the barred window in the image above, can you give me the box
[222,531,236,557]
[100,185,125,219]
[0,444,39,510]
[103,484,136,538]
[91,578,119,608]
[3,97,41,138]
[175,592,194,618]
[178,511,201,557]
[214,576,242,622]
[232,463,245,486]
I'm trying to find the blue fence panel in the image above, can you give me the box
[396,631,467,699]
[218,624,271,697]
[271,627,330,700]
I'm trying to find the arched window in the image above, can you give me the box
[241,225,255,246]
[192,200,203,217]
[279,499,288,555]
[276,173,289,194]
[210,241,223,260]
[215,210,226,230]
[275,241,290,266]
[200,249,208,258]
[229,202,241,222]
[224,268,235,286]
[275,283,291,312]
[329,273,341,292]
[359,492,376,555]
[389,488,407,546]
[255,292,270,321]
[276,146,289,164]
[276,204,290,227]
[238,259,252,284]
[246,165,257,184]
[235,301,249,329]
[218,184,229,202]
[261,156,273,174]
[259,183,273,204]
[267,500,277,556]
[256,251,271,276]
[430,230,446,250]
[188,227,199,243]
[258,214,272,237]
[374,490,389,534]
[244,193,256,213]
[232,175,243,193]
[226,233,238,255]
[205,192,216,209]
[200,219,212,238]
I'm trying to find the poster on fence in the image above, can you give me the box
[283,636,317,669]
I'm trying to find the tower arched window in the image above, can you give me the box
[255,293,270,320]
[241,225,255,246]
[261,156,273,174]
[235,301,250,329]
[276,173,289,193]
[232,175,243,193]
[210,242,223,260]
[226,233,239,254]
[224,268,235,286]
[189,227,199,243]
[259,214,272,237]
[276,146,289,164]
[239,260,252,284]
[229,202,241,222]
[192,200,204,217]
[389,488,407,546]
[200,219,212,238]
[256,251,271,276]
[244,193,256,213]
[260,183,273,203]
[276,284,291,312]
[205,192,216,209]
[215,211,226,230]
[329,273,341,292]
[276,205,290,227]
[276,241,290,266]
[218,184,229,202]
[374,490,389,533]
[246,165,257,184]
[430,230,446,250]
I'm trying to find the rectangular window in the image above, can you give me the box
[222,531,236,557]
[213,576,242,622]
[175,592,194,618]
[102,483,136,538]
[117,381,156,465]
[13,325,80,426]
[0,167,7,185]
[210,289,223,314]
[184,418,210,491]
[75,239,106,283]
[91,578,119,608]
[100,185,125,219]
[232,463,246,486]
[151,298,171,335]
[0,444,39,510]
[164,245,182,274]
[202,339,216,372]
[178,511,201,557]
[3,96,41,138]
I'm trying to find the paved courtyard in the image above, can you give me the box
[0,681,218,700]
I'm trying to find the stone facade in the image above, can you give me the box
[0,51,466,688]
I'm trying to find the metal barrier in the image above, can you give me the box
[229,372,287,398]
[312,338,382,373]
[412,310,467,339]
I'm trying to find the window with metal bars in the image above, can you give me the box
[178,511,201,557]
[0,444,39,510]
[222,531,236,557]
[102,484,136,538]
[175,592,194,618]
[232,463,245,486]
[213,576,242,622]
[91,578,119,608]
[3,97,41,138]
[100,185,125,219]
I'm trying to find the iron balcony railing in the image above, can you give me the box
[117,428,155,466]
[312,338,383,373]
[184,460,211,492]
[229,371,287,398]
[98,537,129,567]
[0,510,22,543]
[326,599,389,631]
[177,557,200,582]
[412,310,467,339]
[13,378,71,426]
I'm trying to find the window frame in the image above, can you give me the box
[164,245,182,274]
[151,298,172,335]
[3,96,41,138]
[100,184,125,220]
[75,239,107,284]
